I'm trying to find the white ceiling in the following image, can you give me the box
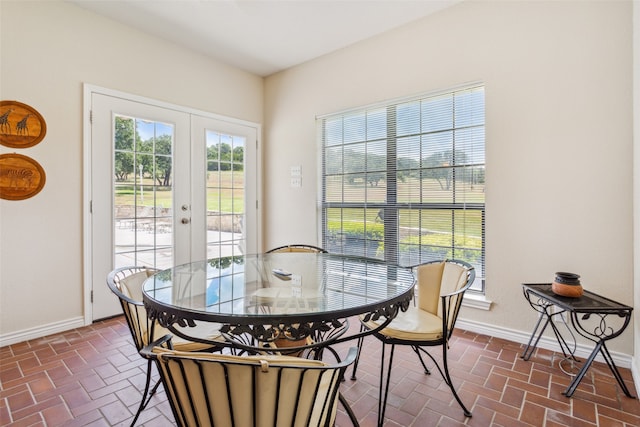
[70,0,460,77]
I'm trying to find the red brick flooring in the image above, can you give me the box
[1,316,639,426]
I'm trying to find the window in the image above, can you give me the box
[114,115,174,269]
[319,84,485,291]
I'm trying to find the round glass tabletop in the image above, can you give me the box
[142,252,415,324]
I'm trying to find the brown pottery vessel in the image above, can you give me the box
[551,272,583,298]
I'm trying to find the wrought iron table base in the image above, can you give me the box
[521,304,577,362]
[563,334,634,398]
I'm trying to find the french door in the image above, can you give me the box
[86,88,259,321]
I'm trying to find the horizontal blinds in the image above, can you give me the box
[319,85,485,291]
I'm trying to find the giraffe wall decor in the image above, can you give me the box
[0,100,46,148]
[0,100,47,200]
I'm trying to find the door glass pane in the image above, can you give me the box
[206,130,245,258]
[113,115,174,269]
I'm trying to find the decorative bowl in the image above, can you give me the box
[552,272,583,297]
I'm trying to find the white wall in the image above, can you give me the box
[264,1,635,355]
[0,1,263,341]
[633,0,640,382]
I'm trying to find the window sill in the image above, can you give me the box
[462,293,492,311]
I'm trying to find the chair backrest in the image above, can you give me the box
[142,343,358,427]
[415,259,475,337]
[106,266,161,351]
[415,260,446,316]
[266,244,327,253]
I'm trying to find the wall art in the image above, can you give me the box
[0,100,47,148]
[0,153,46,200]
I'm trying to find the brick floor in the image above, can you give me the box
[1,316,639,426]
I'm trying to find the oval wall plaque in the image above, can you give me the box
[0,101,47,148]
[0,153,46,200]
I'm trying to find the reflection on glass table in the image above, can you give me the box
[142,252,416,354]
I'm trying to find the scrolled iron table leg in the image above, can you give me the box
[566,311,635,398]
[521,288,577,361]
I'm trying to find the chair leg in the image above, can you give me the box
[415,345,472,418]
[350,324,366,380]
[339,392,360,426]
[411,345,431,374]
[377,342,396,427]
[440,344,472,417]
[130,359,162,426]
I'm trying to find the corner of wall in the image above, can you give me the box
[633,0,640,382]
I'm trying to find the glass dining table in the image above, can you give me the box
[141,252,416,354]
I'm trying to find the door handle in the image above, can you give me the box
[181,218,190,224]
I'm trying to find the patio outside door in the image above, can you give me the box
[88,90,259,320]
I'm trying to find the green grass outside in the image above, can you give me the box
[115,171,244,212]
[114,173,481,238]
[324,175,485,205]
[325,208,482,237]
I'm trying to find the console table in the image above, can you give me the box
[521,283,634,398]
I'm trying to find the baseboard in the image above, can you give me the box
[0,316,86,348]
[457,317,634,370]
[632,356,640,396]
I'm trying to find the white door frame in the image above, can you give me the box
[82,84,262,325]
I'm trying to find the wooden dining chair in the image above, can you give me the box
[107,266,225,426]
[141,335,359,427]
[353,259,475,426]
[266,244,328,253]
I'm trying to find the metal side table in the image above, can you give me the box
[521,283,634,398]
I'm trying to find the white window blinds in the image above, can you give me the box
[319,84,485,291]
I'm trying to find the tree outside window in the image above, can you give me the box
[319,85,485,292]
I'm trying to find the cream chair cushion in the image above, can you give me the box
[119,270,152,300]
[269,245,324,253]
[362,304,443,341]
[438,262,468,321]
[287,247,316,252]
[153,348,335,427]
[361,261,468,342]
[119,269,224,351]
[154,346,327,365]
[440,262,468,296]
[416,261,445,315]
[167,324,225,352]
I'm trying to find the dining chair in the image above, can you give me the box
[141,335,359,427]
[353,259,475,426]
[266,244,328,253]
[107,266,225,426]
